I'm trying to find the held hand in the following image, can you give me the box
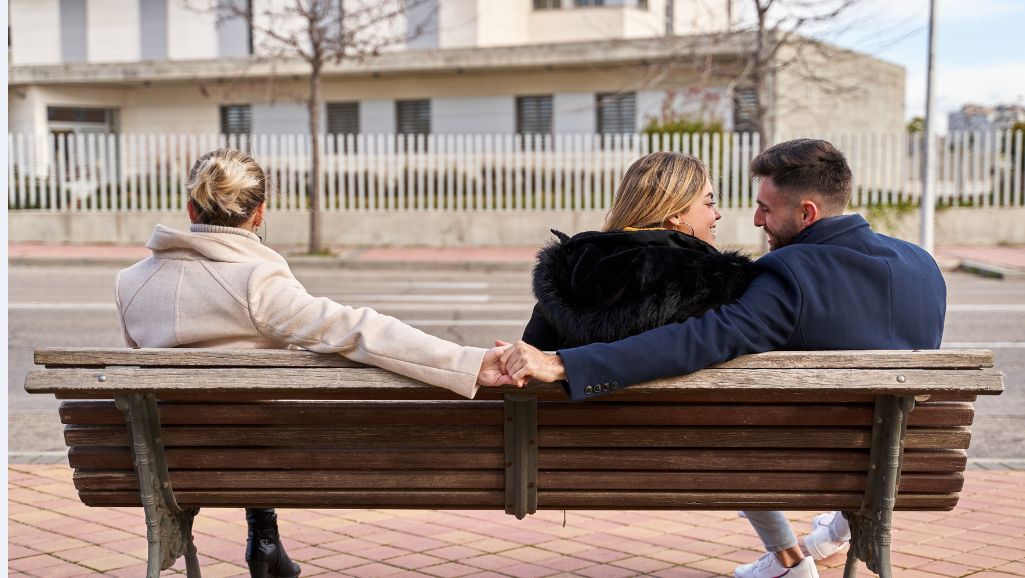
[477,344,521,387]
[499,340,567,385]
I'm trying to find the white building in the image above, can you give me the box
[949,104,1025,133]
[8,0,905,141]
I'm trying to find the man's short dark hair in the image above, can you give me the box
[751,139,853,214]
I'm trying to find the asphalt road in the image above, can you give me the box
[8,263,1024,462]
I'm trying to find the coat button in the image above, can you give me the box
[584,386,593,394]
[610,383,618,390]
[602,384,610,392]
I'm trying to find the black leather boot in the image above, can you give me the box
[245,508,301,578]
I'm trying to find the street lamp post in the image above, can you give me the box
[920,0,938,254]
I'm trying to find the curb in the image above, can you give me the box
[958,260,1025,279]
[9,255,535,272]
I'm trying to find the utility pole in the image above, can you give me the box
[920,0,938,254]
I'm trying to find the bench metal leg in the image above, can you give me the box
[504,393,538,520]
[115,393,202,578]
[843,395,915,577]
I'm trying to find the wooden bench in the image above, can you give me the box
[26,347,1003,578]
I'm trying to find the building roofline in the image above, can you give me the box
[10,34,756,86]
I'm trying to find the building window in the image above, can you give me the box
[326,102,360,135]
[47,107,119,134]
[220,104,252,135]
[596,92,637,134]
[733,87,759,133]
[396,99,431,135]
[533,0,561,9]
[516,95,553,135]
[574,0,647,6]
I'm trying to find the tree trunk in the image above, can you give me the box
[307,63,323,254]
[753,1,772,152]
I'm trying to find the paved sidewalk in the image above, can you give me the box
[8,465,1025,577]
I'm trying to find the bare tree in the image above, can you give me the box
[657,0,916,149]
[211,0,434,253]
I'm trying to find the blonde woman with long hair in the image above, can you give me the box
[521,151,754,350]
[116,149,511,578]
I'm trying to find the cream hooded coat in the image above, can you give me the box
[115,224,487,398]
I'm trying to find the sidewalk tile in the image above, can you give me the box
[501,562,560,577]
[918,560,986,577]
[422,562,482,577]
[462,554,521,570]
[537,555,594,572]
[609,555,675,573]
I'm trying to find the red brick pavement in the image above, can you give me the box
[8,465,1025,577]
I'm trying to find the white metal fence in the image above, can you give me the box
[7,131,1025,212]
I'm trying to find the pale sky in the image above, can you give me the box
[791,0,1025,132]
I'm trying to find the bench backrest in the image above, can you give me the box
[28,348,1004,512]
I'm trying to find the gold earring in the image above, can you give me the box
[679,222,695,236]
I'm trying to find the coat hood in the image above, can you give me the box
[145,224,289,267]
[531,229,754,347]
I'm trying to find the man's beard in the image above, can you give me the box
[765,218,802,251]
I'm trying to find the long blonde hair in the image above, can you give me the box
[602,152,710,232]
[186,148,267,227]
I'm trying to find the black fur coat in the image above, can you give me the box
[521,229,755,350]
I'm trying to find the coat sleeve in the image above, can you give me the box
[556,254,803,400]
[521,303,561,351]
[246,263,487,398]
[114,271,140,348]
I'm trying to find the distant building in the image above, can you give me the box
[8,0,905,141]
[949,103,1025,133]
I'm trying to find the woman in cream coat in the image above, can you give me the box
[116,149,511,578]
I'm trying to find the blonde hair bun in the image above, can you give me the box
[186,149,267,227]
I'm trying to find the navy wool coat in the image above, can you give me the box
[557,214,947,401]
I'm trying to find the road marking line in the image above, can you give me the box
[948,304,1025,312]
[9,303,117,310]
[942,342,1025,349]
[409,320,528,327]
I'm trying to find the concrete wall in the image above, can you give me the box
[553,93,597,134]
[10,0,62,66]
[88,0,141,63]
[252,102,310,135]
[361,100,397,134]
[476,1,529,47]
[12,208,1025,248]
[433,96,514,134]
[168,0,218,60]
[438,0,478,48]
[775,43,905,137]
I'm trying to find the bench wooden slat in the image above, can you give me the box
[51,390,984,403]
[72,470,963,494]
[63,424,970,450]
[58,400,975,427]
[64,425,505,448]
[79,490,506,508]
[28,366,1006,398]
[75,489,959,511]
[537,492,961,511]
[35,347,996,369]
[73,470,505,491]
[67,447,966,473]
[69,446,507,470]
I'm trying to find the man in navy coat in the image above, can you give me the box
[500,139,947,578]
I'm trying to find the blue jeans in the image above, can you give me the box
[743,510,850,552]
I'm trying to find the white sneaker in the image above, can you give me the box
[734,552,819,578]
[804,512,850,560]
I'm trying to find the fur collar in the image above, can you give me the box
[532,229,754,347]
